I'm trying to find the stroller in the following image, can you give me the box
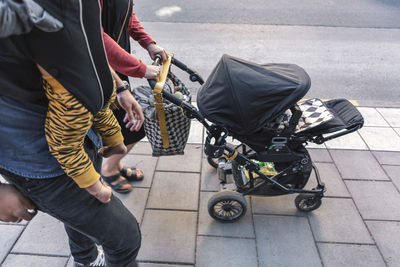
[148,54,364,222]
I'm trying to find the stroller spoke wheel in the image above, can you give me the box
[295,193,322,212]
[208,191,247,222]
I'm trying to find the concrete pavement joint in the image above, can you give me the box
[155,170,201,174]
[306,213,325,267]
[0,224,26,266]
[316,241,380,246]
[249,197,261,267]
[323,196,353,199]
[199,189,219,192]
[193,144,203,267]
[138,156,159,226]
[252,213,306,218]
[197,234,255,240]
[9,252,69,258]
[145,208,198,213]
[341,179,393,182]
[364,219,400,222]
[138,259,194,266]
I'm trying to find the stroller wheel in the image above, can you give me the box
[295,193,322,212]
[208,190,247,222]
[207,156,219,168]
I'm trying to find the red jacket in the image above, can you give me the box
[101,0,154,78]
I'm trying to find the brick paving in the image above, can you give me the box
[1,106,400,267]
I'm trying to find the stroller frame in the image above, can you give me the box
[148,54,362,222]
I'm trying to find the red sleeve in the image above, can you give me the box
[102,31,147,78]
[128,10,155,49]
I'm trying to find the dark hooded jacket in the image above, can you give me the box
[0,0,113,114]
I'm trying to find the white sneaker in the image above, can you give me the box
[74,248,106,267]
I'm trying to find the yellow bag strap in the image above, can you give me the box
[153,54,172,148]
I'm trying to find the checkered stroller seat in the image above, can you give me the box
[284,98,363,136]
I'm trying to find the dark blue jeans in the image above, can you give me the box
[0,140,141,266]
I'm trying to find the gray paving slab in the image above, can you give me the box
[0,225,24,263]
[307,198,373,244]
[254,215,322,267]
[357,107,390,127]
[187,120,204,144]
[330,150,389,180]
[325,131,368,150]
[115,187,149,224]
[200,155,220,192]
[156,144,202,172]
[377,108,400,127]
[308,148,332,163]
[359,127,400,151]
[251,194,305,216]
[120,154,158,188]
[198,192,254,238]
[147,172,199,210]
[346,180,400,220]
[196,236,258,267]
[2,254,68,267]
[12,212,70,256]
[138,210,197,263]
[317,243,386,267]
[367,221,400,267]
[307,162,350,197]
[129,141,153,155]
[373,151,400,165]
[383,165,400,190]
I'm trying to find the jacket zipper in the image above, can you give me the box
[78,0,105,108]
[116,0,131,44]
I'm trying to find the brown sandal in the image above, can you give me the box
[120,167,144,182]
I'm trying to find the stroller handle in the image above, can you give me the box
[148,53,173,93]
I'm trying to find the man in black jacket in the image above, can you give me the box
[0,1,142,266]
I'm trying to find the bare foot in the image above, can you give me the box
[98,143,127,158]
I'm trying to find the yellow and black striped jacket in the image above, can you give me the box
[43,75,123,188]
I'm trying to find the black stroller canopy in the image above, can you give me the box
[197,54,311,136]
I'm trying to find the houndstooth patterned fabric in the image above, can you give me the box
[295,98,334,133]
[144,107,191,156]
[143,73,191,156]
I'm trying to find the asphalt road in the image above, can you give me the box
[130,0,400,105]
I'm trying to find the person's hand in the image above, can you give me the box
[0,184,37,222]
[144,65,161,80]
[98,142,127,158]
[86,180,112,204]
[147,43,168,62]
[116,90,145,132]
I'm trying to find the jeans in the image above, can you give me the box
[0,140,141,266]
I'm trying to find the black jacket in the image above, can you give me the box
[0,0,113,114]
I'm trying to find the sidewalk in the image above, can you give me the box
[1,106,400,267]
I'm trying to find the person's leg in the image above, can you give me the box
[2,171,141,266]
[102,143,143,176]
[64,225,99,264]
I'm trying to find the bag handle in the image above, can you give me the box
[149,53,172,148]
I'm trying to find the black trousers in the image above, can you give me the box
[1,140,141,266]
